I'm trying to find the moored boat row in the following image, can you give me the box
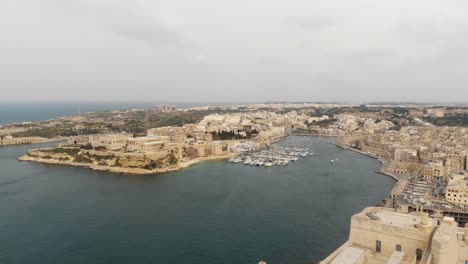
[229,146,314,167]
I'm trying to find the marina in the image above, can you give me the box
[230,146,314,167]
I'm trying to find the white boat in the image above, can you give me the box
[330,159,335,163]
[230,157,242,163]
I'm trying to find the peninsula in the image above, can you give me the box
[17,104,337,175]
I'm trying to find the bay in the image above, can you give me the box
[0,136,395,264]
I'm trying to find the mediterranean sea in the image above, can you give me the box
[0,102,248,125]
[0,136,395,264]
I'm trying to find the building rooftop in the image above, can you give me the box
[354,207,431,231]
[142,141,165,146]
[127,136,167,142]
[373,210,422,228]
[330,246,366,264]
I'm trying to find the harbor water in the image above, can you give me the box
[0,136,395,264]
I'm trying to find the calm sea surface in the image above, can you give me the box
[0,136,395,264]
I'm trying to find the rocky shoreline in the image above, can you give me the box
[18,137,401,181]
[18,137,396,178]
[18,152,237,175]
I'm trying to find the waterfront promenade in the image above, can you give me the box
[331,142,414,210]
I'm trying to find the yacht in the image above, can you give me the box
[230,157,242,163]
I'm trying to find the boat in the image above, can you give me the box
[230,157,242,163]
[330,159,335,163]
[233,144,314,167]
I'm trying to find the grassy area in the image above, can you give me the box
[423,114,468,127]
[12,127,102,138]
[73,155,93,163]
[41,148,81,156]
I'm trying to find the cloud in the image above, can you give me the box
[46,0,185,47]
[283,17,336,30]
[111,22,180,47]
[1,0,468,102]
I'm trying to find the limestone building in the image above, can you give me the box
[126,136,170,153]
[446,154,467,174]
[147,127,187,143]
[88,133,131,150]
[321,207,468,264]
[422,162,445,180]
[446,175,468,206]
[394,148,418,162]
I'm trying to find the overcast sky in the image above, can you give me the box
[1,0,468,103]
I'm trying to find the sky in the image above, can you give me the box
[1,0,468,103]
